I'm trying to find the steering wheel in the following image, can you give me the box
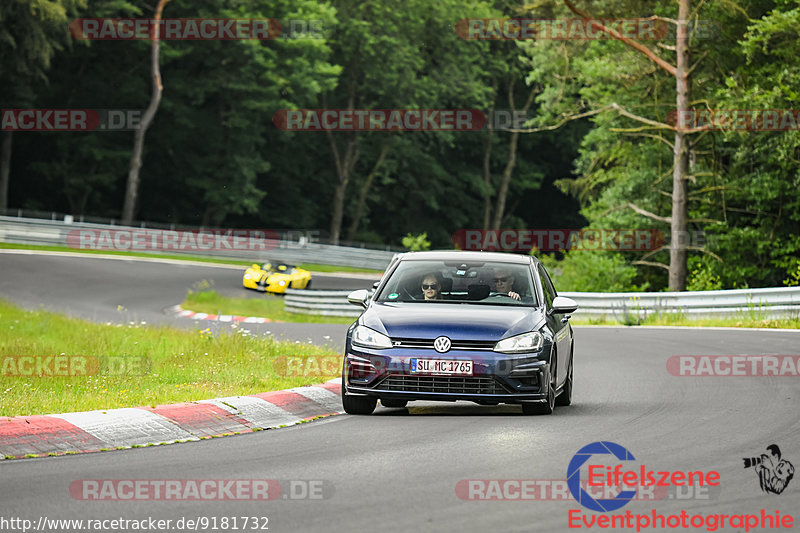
[489,291,515,298]
[400,286,421,301]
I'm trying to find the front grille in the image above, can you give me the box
[374,374,511,395]
[392,338,497,351]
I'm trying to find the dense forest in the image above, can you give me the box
[2,0,799,291]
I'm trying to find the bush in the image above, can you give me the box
[538,251,646,292]
[401,232,431,251]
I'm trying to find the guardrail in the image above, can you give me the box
[284,289,368,317]
[0,215,395,270]
[284,286,800,320]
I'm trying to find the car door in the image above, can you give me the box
[537,263,571,388]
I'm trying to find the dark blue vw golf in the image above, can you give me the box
[342,251,577,415]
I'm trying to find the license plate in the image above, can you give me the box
[410,359,473,376]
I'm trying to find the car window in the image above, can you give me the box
[374,259,538,306]
[537,264,556,309]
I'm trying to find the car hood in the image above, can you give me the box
[361,302,545,341]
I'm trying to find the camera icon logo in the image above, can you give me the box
[743,444,794,495]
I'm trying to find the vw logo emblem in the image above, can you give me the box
[433,336,451,353]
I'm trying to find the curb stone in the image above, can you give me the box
[169,304,279,323]
[0,379,343,460]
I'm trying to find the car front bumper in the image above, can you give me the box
[342,348,552,405]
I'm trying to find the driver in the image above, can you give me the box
[421,273,443,300]
[492,268,520,300]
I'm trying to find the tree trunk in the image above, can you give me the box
[481,127,494,229]
[0,131,11,211]
[345,143,390,242]
[669,0,691,291]
[327,132,359,245]
[121,0,170,225]
[491,130,520,231]
[482,80,498,229]
[491,83,536,230]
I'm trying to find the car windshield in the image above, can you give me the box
[261,262,294,272]
[375,259,538,306]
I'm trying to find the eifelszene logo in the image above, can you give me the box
[566,441,721,512]
[743,444,795,495]
[567,441,638,512]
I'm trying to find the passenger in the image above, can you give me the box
[421,273,443,300]
[492,268,521,300]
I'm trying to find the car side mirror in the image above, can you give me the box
[251,264,260,269]
[347,289,371,309]
[372,281,380,289]
[550,296,578,315]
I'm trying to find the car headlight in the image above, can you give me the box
[352,325,392,350]
[494,331,543,354]
[278,280,286,286]
[244,274,252,280]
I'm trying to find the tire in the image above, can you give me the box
[380,398,408,408]
[342,381,376,415]
[556,356,573,406]
[305,279,312,289]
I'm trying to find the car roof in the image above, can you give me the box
[396,250,535,265]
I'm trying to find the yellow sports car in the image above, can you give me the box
[242,261,312,293]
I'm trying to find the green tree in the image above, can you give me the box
[135,0,340,225]
[321,0,495,244]
[0,0,88,209]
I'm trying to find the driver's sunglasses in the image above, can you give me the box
[421,283,439,290]
[493,277,511,283]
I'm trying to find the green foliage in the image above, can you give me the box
[539,251,646,293]
[3,0,800,295]
[687,258,724,291]
[401,232,431,251]
[784,259,800,287]
[0,0,88,88]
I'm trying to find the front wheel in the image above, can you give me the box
[342,382,376,414]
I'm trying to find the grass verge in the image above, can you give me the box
[183,290,355,325]
[0,242,384,274]
[0,299,341,417]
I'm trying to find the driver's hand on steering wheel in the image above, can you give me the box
[507,291,521,301]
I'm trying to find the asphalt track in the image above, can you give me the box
[1,251,799,532]
[0,251,376,349]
